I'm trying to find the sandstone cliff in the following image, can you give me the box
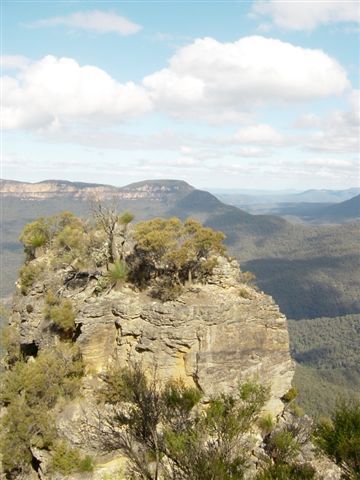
[1,214,341,479]
[11,256,293,416]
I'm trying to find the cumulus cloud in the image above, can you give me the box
[233,124,284,145]
[251,0,359,31]
[29,10,142,35]
[2,55,152,130]
[143,36,349,120]
[2,36,351,132]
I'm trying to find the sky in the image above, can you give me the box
[1,0,359,191]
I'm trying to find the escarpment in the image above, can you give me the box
[1,212,341,479]
[10,255,294,414]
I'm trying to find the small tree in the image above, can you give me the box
[95,365,268,480]
[315,399,360,479]
[91,199,134,265]
[132,217,225,290]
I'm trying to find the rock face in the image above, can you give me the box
[0,178,194,201]
[10,256,293,416]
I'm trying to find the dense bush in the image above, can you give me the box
[19,261,45,295]
[51,441,94,475]
[44,291,76,335]
[315,399,360,479]
[131,217,225,298]
[0,343,84,476]
[96,365,268,479]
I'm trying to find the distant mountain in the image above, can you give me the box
[214,188,360,224]
[0,178,194,201]
[315,194,360,221]
[293,188,360,203]
[214,187,360,206]
[1,179,359,321]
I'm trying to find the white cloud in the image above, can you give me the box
[1,55,30,70]
[304,157,355,169]
[294,113,322,129]
[305,90,360,153]
[30,10,142,36]
[2,55,152,130]
[251,1,359,31]
[143,36,349,121]
[233,124,284,145]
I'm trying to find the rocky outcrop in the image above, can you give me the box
[4,249,345,480]
[10,255,293,417]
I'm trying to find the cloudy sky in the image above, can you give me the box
[2,0,359,190]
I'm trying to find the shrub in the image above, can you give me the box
[51,441,94,475]
[266,430,300,462]
[133,217,225,287]
[19,218,52,255]
[282,387,298,403]
[0,324,20,364]
[315,399,360,479]
[19,261,45,294]
[98,365,268,480]
[107,260,129,288]
[258,413,275,436]
[150,277,183,302]
[0,344,84,475]
[256,462,316,479]
[119,211,134,226]
[240,271,256,284]
[44,292,76,334]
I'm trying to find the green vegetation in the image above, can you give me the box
[15,212,227,302]
[51,441,94,475]
[0,343,84,476]
[131,217,225,295]
[44,291,76,335]
[19,261,45,295]
[288,315,360,416]
[97,365,270,480]
[315,399,360,479]
[107,259,129,288]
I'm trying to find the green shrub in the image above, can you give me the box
[0,324,20,364]
[256,462,316,479]
[282,387,298,403]
[51,441,94,475]
[0,344,83,475]
[107,260,129,288]
[99,366,268,480]
[119,211,134,226]
[267,430,300,462]
[44,292,76,334]
[258,413,275,435]
[19,218,51,248]
[19,261,45,294]
[315,399,360,479]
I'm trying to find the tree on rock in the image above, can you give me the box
[132,217,225,287]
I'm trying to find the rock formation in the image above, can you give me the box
[1,214,342,479]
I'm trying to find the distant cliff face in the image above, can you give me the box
[10,255,293,416]
[0,179,194,201]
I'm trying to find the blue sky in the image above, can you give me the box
[2,0,359,190]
